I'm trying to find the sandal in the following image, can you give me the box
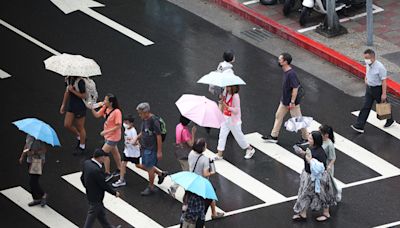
[316,215,330,222]
[292,214,307,221]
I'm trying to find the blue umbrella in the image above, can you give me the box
[13,118,61,147]
[170,171,218,200]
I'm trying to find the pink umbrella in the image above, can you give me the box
[175,94,225,129]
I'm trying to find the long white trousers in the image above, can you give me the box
[217,118,249,151]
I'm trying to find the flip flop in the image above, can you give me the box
[316,215,330,222]
[292,214,307,221]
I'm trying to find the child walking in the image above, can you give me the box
[112,115,141,187]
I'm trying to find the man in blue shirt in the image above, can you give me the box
[351,49,395,133]
[262,53,309,145]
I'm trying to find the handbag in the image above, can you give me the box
[29,158,43,175]
[376,102,391,120]
[295,85,305,104]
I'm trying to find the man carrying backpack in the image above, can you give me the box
[136,102,168,196]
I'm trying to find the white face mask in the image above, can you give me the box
[123,123,130,129]
[364,59,372,65]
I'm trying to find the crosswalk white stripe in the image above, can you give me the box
[0,68,11,79]
[62,172,163,228]
[352,110,400,140]
[308,120,400,177]
[1,186,78,228]
[202,149,288,204]
[373,220,400,228]
[126,163,225,220]
[245,132,346,188]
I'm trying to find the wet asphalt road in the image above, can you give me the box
[0,0,399,227]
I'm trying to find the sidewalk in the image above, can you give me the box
[212,0,400,97]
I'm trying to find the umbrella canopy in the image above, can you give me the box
[170,171,218,200]
[44,53,101,77]
[175,94,225,129]
[197,71,246,87]
[284,116,313,132]
[13,118,61,147]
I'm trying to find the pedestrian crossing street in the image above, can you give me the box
[2,112,400,228]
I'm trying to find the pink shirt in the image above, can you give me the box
[223,91,242,125]
[99,106,122,142]
[176,123,192,144]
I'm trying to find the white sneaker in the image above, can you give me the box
[112,179,126,187]
[244,148,255,159]
[214,151,223,160]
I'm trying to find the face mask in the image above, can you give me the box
[123,123,130,129]
[364,59,372,65]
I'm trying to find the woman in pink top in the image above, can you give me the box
[217,85,255,160]
[91,93,122,181]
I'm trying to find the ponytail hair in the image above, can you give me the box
[319,124,335,143]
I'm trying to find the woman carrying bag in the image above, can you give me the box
[19,134,48,207]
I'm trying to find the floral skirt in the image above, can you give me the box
[293,170,337,213]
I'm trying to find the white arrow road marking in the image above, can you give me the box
[0,19,61,55]
[352,110,400,140]
[0,68,11,79]
[62,172,163,228]
[1,186,79,228]
[50,0,154,46]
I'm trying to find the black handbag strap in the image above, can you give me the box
[191,154,203,172]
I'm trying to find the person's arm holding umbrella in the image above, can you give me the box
[19,141,30,165]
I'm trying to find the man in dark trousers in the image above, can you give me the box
[351,49,395,133]
[81,149,121,228]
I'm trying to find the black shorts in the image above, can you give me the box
[122,154,140,164]
[67,108,86,118]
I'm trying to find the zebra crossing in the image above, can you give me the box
[1,113,400,228]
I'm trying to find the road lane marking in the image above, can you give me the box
[50,0,154,46]
[0,19,61,55]
[352,110,400,140]
[309,120,400,177]
[126,162,225,220]
[202,149,289,204]
[0,68,11,79]
[62,172,163,228]
[298,4,384,33]
[373,220,400,228]
[1,186,78,228]
[245,132,345,188]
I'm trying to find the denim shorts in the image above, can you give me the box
[105,140,118,147]
[142,149,157,169]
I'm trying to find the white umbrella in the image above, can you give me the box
[197,71,246,87]
[284,116,313,132]
[44,53,101,77]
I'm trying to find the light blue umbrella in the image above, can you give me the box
[170,171,218,200]
[13,118,61,147]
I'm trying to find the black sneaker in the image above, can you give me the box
[351,124,364,133]
[72,147,85,156]
[105,173,113,182]
[157,171,168,185]
[295,138,309,146]
[261,135,278,143]
[111,169,120,178]
[28,200,41,207]
[140,187,154,196]
[384,119,395,128]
